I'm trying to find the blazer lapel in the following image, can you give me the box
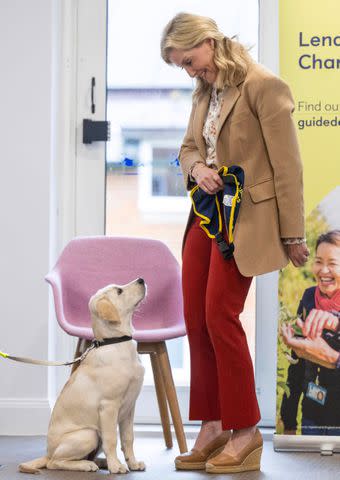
[193,88,211,159]
[215,86,241,139]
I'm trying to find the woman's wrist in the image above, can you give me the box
[190,161,206,180]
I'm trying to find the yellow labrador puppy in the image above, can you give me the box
[19,278,146,474]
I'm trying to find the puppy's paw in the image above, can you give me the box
[108,460,128,474]
[86,461,99,471]
[127,460,146,471]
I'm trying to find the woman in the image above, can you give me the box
[281,230,340,435]
[160,12,309,473]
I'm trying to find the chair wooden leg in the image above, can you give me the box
[156,342,188,453]
[150,352,173,448]
[70,338,90,375]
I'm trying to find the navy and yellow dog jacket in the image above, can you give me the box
[190,165,244,260]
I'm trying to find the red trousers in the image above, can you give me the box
[182,215,261,430]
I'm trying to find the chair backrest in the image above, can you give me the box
[45,236,184,339]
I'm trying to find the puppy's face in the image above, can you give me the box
[89,278,146,324]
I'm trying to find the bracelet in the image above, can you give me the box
[281,237,306,245]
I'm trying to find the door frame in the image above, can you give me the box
[255,0,280,427]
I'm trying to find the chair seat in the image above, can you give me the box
[133,325,187,342]
[46,236,187,343]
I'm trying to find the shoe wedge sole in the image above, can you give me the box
[205,446,262,473]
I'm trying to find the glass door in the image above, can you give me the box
[104,0,259,423]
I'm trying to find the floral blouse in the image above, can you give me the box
[203,85,225,166]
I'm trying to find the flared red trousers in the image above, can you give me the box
[182,215,261,430]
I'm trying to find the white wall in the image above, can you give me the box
[0,0,56,434]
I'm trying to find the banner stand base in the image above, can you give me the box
[273,433,340,454]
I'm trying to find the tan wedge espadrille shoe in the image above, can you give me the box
[205,427,263,474]
[175,430,231,470]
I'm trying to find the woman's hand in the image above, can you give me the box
[281,322,339,369]
[297,311,339,340]
[192,163,224,194]
[286,242,310,267]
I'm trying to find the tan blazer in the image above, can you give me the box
[179,62,305,277]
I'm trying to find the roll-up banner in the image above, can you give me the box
[274,0,340,452]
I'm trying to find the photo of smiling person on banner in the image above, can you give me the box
[280,230,340,436]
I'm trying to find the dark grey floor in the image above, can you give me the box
[1,434,339,479]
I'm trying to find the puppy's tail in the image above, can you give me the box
[18,456,48,474]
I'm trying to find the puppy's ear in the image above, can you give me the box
[95,297,120,323]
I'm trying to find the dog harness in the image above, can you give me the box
[0,336,133,367]
[190,165,244,259]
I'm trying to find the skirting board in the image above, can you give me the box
[273,433,340,454]
[0,398,50,435]
[0,396,276,439]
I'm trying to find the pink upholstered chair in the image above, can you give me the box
[45,236,187,453]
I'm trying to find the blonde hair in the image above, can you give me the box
[160,12,254,102]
